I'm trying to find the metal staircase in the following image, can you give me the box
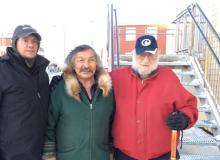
[159,54,220,160]
[169,2,220,159]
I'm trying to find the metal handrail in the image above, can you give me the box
[193,3,220,43]
[174,2,220,65]
[187,5,220,67]
[174,2,220,107]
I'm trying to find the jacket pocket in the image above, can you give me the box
[56,129,84,153]
[57,143,78,153]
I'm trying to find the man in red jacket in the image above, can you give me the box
[110,34,198,160]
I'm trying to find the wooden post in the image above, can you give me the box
[170,130,178,160]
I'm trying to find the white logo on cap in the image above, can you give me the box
[141,39,151,46]
[22,26,32,30]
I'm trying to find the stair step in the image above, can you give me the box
[115,60,191,67]
[195,120,217,129]
[159,61,191,66]
[199,104,212,113]
[117,61,131,66]
[180,154,220,160]
[182,135,220,146]
[196,92,207,99]
[159,54,188,62]
[182,79,201,87]
[173,69,195,76]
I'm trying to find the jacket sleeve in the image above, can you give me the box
[43,91,61,159]
[0,87,2,104]
[0,75,2,104]
[173,77,198,129]
[109,90,115,152]
[0,80,3,106]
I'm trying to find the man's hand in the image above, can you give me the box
[166,111,189,130]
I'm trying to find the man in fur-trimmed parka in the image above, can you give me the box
[43,45,115,160]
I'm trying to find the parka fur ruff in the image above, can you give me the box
[63,65,112,101]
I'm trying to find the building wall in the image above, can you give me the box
[113,24,167,55]
[0,37,11,56]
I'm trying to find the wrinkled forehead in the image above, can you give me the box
[75,49,95,58]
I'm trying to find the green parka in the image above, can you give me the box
[44,68,115,160]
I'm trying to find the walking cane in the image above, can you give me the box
[170,130,177,160]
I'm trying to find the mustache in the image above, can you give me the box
[80,67,93,73]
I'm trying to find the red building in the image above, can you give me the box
[114,24,167,54]
[0,37,11,56]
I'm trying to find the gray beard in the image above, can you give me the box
[132,63,159,79]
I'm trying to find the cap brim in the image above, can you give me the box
[144,49,157,54]
[19,32,41,41]
[136,48,157,55]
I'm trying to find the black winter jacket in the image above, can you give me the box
[0,47,50,160]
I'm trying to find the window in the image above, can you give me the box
[126,27,136,41]
[145,27,158,39]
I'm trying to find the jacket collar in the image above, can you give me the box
[5,47,49,75]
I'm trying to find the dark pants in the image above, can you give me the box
[114,148,180,160]
[114,149,136,160]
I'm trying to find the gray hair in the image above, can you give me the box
[65,44,102,67]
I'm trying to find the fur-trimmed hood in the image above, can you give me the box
[63,66,112,101]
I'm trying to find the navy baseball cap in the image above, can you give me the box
[12,25,41,41]
[135,34,158,54]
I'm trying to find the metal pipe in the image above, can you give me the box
[114,9,120,68]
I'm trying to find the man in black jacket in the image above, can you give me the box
[0,25,50,160]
